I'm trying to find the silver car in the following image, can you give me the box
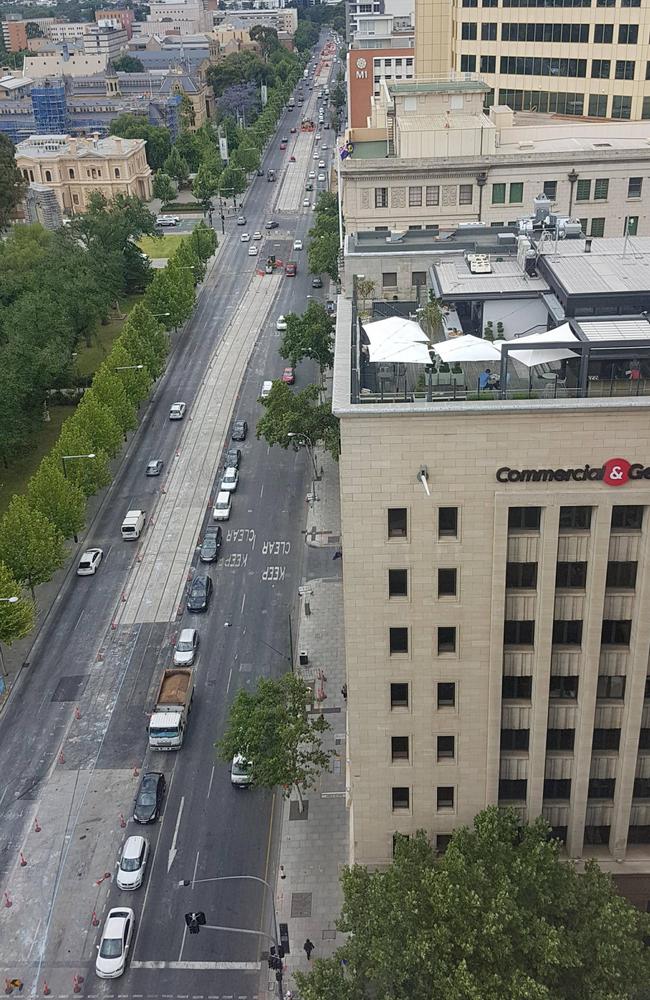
[116,837,149,890]
[174,628,199,666]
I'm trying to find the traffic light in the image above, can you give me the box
[185,912,206,935]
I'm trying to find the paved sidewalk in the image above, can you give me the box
[272,452,348,991]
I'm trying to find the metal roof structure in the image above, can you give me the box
[433,258,549,298]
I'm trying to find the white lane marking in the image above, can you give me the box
[259,484,264,499]
[168,795,184,872]
[207,765,215,799]
[131,962,261,971]
[240,593,246,614]
[191,848,200,888]
[226,668,232,694]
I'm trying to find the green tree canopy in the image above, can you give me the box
[152,171,177,204]
[280,301,334,374]
[28,457,87,541]
[216,672,332,810]
[219,164,247,197]
[296,807,650,1000]
[0,134,27,231]
[0,561,35,647]
[249,24,279,59]
[256,382,340,460]
[109,113,171,171]
[111,54,144,72]
[163,147,190,187]
[192,163,220,209]
[0,496,65,599]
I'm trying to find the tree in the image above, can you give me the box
[219,165,246,198]
[192,163,219,209]
[295,808,650,1000]
[92,355,139,431]
[216,672,332,811]
[71,388,124,457]
[28,457,87,541]
[152,172,177,204]
[280,301,334,375]
[142,263,194,332]
[256,382,340,460]
[307,230,339,283]
[52,420,112,497]
[330,81,345,113]
[120,303,168,379]
[0,561,34,650]
[249,24,279,59]
[0,134,27,231]
[355,277,375,315]
[232,145,260,174]
[111,54,144,72]
[109,114,171,171]
[0,496,65,600]
[163,148,190,188]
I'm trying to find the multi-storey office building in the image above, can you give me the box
[414,0,650,120]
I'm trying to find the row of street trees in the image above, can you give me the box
[0,216,216,656]
[308,191,340,282]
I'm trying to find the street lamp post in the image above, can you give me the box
[178,874,284,1000]
[61,454,96,542]
[0,596,19,686]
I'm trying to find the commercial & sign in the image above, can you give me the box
[496,458,648,487]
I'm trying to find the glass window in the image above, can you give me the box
[628,176,643,198]
[633,778,650,798]
[408,186,422,207]
[601,620,632,645]
[543,778,571,799]
[500,728,530,750]
[436,834,452,853]
[499,779,527,801]
[426,185,439,206]
[438,507,458,538]
[412,271,426,287]
[615,60,635,80]
[504,620,535,645]
[508,507,541,530]
[555,561,587,588]
[438,627,456,653]
[437,735,455,760]
[625,215,639,235]
[506,562,538,588]
[590,217,605,237]
[618,23,638,43]
[390,683,409,708]
[392,786,409,809]
[588,94,608,117]
[559,505,592,529]
[437,786,454,808]
[552,620,583,645]
[546,728,575,750]
[389,627,408,654]
[459,184,473,205]
[388,508,407,537]
[549,675,579,699]
[543,180,557,199]
[437,682,456,707]
[596,675,626,699]
[502,675,532,699]
[492,183,506,204]
[612,505,643,530]
[593,178,609,200]
[480,55,496,73]
[460,54,476,72]
[606,561,637,588]
[584,825,610,845]
[375,187,388,208]
[575,179,591,202]
[612,95,632,119]
[481,22,497,39]
[594,24,613,43]
[388,569,408,597]
[438,568,457,597]
[509,182,524,203]
[591,59,610,79]
[382,272,397,287]
[592,728,621,750]
[461,21,477,38]
[391,736,409,760]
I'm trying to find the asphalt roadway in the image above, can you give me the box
[0,38,339,1000]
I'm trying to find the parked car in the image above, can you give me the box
[261,380,273,398]
[290,126,297,133]
[155,215,179,227]
[232,419,248,441]
[302,198,311,207]
[276,315,287,331]
[133,772,165,824]
[308,171,316,179]
[169,402,186,420]
[225,447,241,468]
[230,754,253,788]
[220,467,239,492]
[236,216,247,225]
[311,276,323,288]
[95,908,135,978]
[186,575,213,613]
[77,547,103,576]
[116,837,149,891]
[199,525,222,564]
[174,627,199,665]
[293,239,303,251]
[282,366,295,384]
[145,459,163,477]
[213,491,232,521]
[305,183,313,191]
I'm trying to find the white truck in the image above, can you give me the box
[148,668,194,750]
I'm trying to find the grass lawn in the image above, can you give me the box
[138,234,186,259]
[0,406,70,515]
[75,294,141,377]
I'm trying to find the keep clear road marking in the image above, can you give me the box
[131,962,261,971]
[168,795,184,873]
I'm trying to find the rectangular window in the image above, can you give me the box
[588,94,608,117]
[633,778,650,797]
[640,729,650,749]
[546,728,575,750]
[438,568,457,597]
[508,507,541,530]
[436,834,452,853]
[594,24,613,43]
[555,561,587,588]
[389,627,408,654]
[543,180,557,200]
[552,620,583,645]
[612,505,643,530]
[412,271,426,287]
[437,682,455,708]
[584,825,610,845]
[575,179,591,202]
[549,675,579,700]
[392,786,409,809]
[375,187,388,208]
[618,23,638,43]
[543,778,571,799]
[426,185,440,206]
[601,620,632,645]
[390,682,409,708]
[589,779,616,799]
[388,569,408,597]
[391,736,409,761]
[499,779,527,801]
[460,54,476,72]
[461,21,477,39]
[503,620,535,646]
[388,508,407,537]
[615,60,635,80]
[506,562,537,588]
[628,176,643,198]
[438,507,458,538]
[481,22,497,39]
[459,184,473,205]
[592,728,621,750]
[625,215,639,236]
[606,561,637,588]
[612,95,632,119]
[591,59,610,79]
[437,735,455,760]
[590,217,605,237]
[502,675,532,699]
[509,182,524,203]
[596,675,626,699]
[500,728,530,750]
[382,272,397,287]
[408,186,422,207]
[559,505,592,530]
[492,182,506,204]
[593,178,609,200]
[480,55,496,73]
[438,627,456,654]
[437,786,454,809]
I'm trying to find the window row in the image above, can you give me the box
[500,56,588,77]
[497,88,634,119]
[390,626,458,654]
[503,675,631,702]
[388,506,458,539]
[576,176,642,200]
[506,559,638,589]
[391,734,455,761]
[389,567,458,598]
[491,181,523,204]
[501,777,650,802]
[390,681,456,708]
[392,786,454,810]
[468,21,639,42]
[463,0,641,6]
[504,618,632,647]
[508,504,644,531]
[374,185,473,210]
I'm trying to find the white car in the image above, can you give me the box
[308,171,316,179]
[318,160,326,168]
[169,402,186,420]
[253,231,262,240]
[303,198,310,207]
[321,144,328,150]
[213,491,232,521]
[313,152,319,159]
[77,547,103,576]
[293,239,303,251]
[276,315,287,331]
[318,174,326,182]
[231,754,253,788]
[116,837,149,891]
[240,232,250,242]
[220,466,239,493]
[174,627,199,666]
[155,215,179,227]
[261,380,273,398]
[248,245,258,256]
[95,908,135,978]
[315,133,321,140]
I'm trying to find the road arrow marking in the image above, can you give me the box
[168,795,184,872]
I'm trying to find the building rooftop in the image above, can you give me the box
[388,77,490,96]
[16,133,143,157]
[347,226,522,256]
[539,238,650,296]
[433,257,549,298]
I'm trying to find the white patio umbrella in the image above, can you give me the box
[363,316,429,343]
[366,339,432,364]
[433,335,501,363]
[495,324,578,368]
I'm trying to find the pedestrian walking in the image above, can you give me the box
[341,684,347,700]
[303,938,314,961]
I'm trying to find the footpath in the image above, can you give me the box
[272,445,349,992]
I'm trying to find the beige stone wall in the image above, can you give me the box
[340,403,650,867]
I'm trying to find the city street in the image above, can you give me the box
[0,42,337,1000]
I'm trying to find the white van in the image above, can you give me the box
[261,380,273,398]
[212,491,232,521]
[121,509,146,540]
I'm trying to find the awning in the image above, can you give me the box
[363,316,431,364]
[496,323,578,368]
[433,335,501,363]
[363,317,429,343]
